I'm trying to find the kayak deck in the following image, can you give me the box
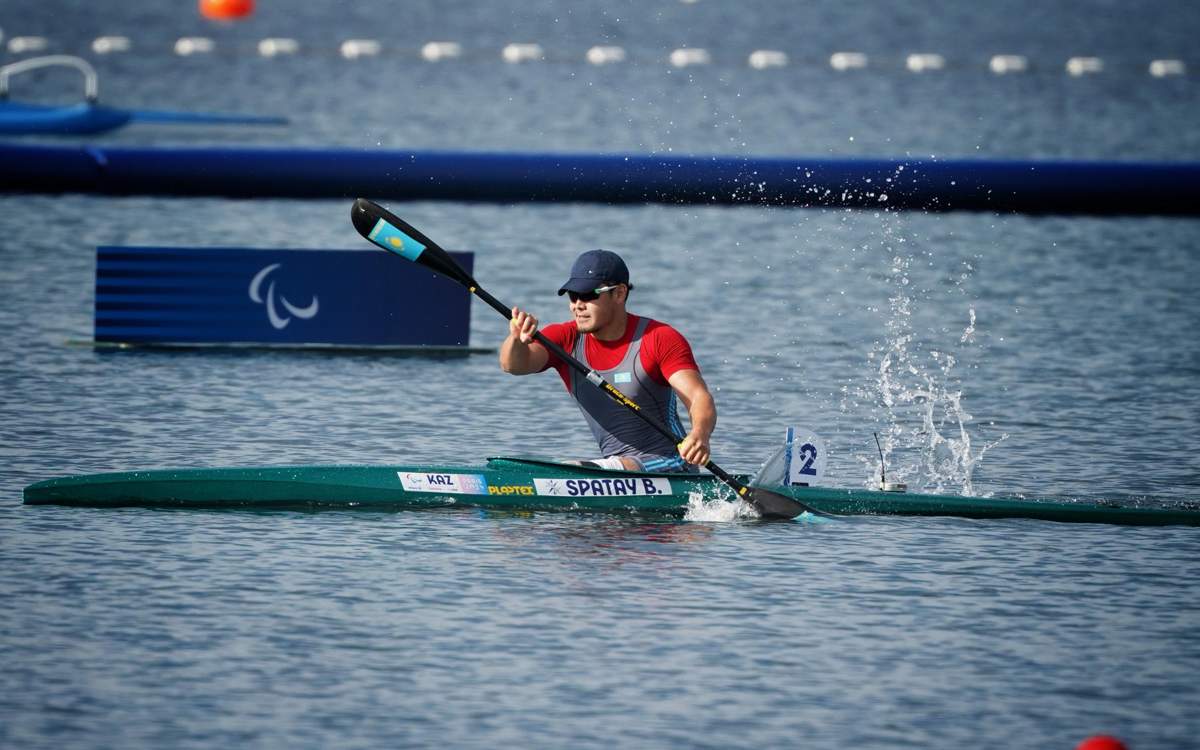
[22,456,1200,526]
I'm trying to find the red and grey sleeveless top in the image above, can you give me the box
[567,316,692,472]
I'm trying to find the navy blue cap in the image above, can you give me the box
[557,249,632,295]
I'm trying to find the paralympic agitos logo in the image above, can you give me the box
[248,264,319,330]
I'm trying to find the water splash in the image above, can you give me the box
[684,486,760,521]
[859,256,1006,496]
[683,484,833,524]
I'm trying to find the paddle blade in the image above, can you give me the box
[744,485,813,520]
[351,198,476,288]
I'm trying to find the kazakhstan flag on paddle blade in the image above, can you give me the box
[368,219,426,262]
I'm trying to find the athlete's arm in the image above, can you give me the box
[668,368,716,467]
[499,307,549,375]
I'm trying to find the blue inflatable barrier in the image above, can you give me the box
[93,246,475,350]
[0,101,288,135]
[0,56,287,135]
[3,142,1198,215]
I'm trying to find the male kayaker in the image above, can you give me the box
[500,249,715,473]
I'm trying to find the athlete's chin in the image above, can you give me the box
[575,318,595,333]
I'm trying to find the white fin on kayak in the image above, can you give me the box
[748,425,830,489]
[783,425,828,487]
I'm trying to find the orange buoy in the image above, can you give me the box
[1076,736,1128,750]
[199,0,255,20]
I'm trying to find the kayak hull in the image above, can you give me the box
[22,457,1200,526]
[22,459,706,515]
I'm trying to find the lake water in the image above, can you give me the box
[2,2,1199,748]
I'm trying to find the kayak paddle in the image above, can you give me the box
[350,197,815,520]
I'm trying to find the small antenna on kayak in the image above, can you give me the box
[873,432,907,493]
[874,432,886,483]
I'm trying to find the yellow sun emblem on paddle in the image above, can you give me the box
[388,237,404,249]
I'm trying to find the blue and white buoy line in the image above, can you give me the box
[6,31,1191,77]
[2,142,1198,215]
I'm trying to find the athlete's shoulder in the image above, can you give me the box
[641,317,690,344]
[635,316,698,377]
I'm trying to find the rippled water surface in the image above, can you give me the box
[2,2,1199,748]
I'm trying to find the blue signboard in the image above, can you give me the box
[94,246,473,348]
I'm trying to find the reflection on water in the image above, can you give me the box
[481,510,718,564]
[550,518,718,556]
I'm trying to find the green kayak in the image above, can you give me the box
[21,456,1199,526]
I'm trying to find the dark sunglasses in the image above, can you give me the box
[567,284,620,303]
